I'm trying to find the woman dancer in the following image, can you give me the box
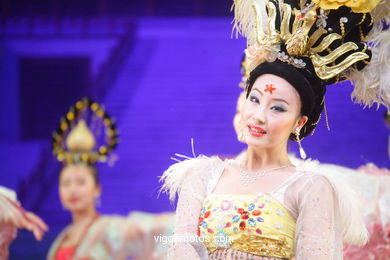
[47,98,147,260]
[161,0,390,259]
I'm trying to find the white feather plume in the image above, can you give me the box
[159,155,221,201]
[350,29,390,109]
[231,0,269,45]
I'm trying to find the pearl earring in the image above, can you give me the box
[295,128,307,160]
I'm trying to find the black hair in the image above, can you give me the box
[245,59,326,140]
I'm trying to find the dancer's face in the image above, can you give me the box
[241,74,307,149]
[59,165,101,213]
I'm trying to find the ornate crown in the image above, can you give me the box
[52,97,119,164]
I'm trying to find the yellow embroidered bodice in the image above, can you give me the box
[198,193,296,258]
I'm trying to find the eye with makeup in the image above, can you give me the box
[271,104,287,112]
[76,178,87,186]
[60,180,69,187]
[249,94,260,104]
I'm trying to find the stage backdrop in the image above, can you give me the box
[0,17,388,258]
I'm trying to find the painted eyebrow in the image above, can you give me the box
[252,88,290,105]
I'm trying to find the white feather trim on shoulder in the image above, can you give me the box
[159,154,223,201]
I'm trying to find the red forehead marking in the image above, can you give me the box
[264,84,276,95]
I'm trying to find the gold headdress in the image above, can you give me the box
[232,0,390,109]
[52,97,119,164]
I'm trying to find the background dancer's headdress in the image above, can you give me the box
[52,97,119,165]
[239,54,250,89]
[232,0,390,139]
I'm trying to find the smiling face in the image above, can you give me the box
[59,164,101,214]
[241,73,308,149]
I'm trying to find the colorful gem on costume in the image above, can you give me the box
[197,229,200,236]
[221,200,232,211]
[264,84,276,94]
[257,217,264,222]
[201,207,206,215]
[237,208,245,214]
[248,218,257,227]
[248,203,255,211]
[207,228,214,233]
[198,217,204,225]
[202,221,208,229]
[232,215,240,223]
[256,228,263,234]
[252,210,261,216]
[225,222,232,228]
[216,223,224,231]
[241,211,249,220]
[233,227,238,233]
[258,203,265,208]
[239,221,246,230]
[204,211,211,218]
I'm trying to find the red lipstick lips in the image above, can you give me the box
[69,197,79,203]
[248,124,267,137]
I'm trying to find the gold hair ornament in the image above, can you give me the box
[52,97,119,164]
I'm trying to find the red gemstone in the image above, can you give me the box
[225,222,232,228]
[207,228,214,233]
[204,211,211,218]
[298,14,303,19]
[252,210,261,216]
[198,217,204,225]
[256,228,262,234]
[197,229,200,236]
[241,211,249,220]
[238,208,245,214]
[239,221,246,230]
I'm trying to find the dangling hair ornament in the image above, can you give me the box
[295,128,307,160]
[52,97,119,165]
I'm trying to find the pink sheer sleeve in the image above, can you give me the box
[294,175,343,260]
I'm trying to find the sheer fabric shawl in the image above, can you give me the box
[160,157,368,260]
